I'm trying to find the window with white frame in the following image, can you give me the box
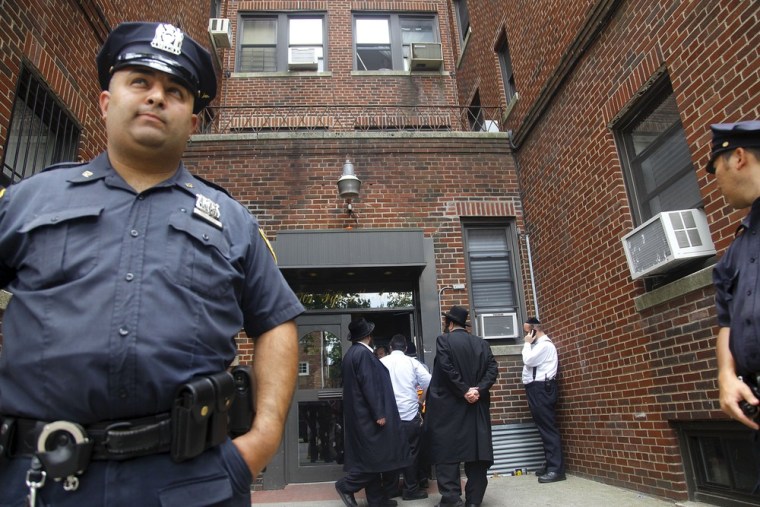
[354,14,438,71]
[615,75,702,225]
[2,66,80,187]
[463,222,521,341]
[298,362,309,376]
[238,14,325,72]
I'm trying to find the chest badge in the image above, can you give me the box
[193,194,223,229]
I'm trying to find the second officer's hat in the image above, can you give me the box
[96,22,217,113]
[706,121,760,174]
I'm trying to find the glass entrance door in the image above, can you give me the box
[287,314,351,483]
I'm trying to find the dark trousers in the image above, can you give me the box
[400,417,424,493]
[0,439,252,506]
[337,471,385,506]
[526,380,564,473]
[435,460,489,505]
[382,416,424,496]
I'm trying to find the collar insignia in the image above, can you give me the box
[82,170,93,178]
[151,24,184,56]
[193,194,222,229]
[185,182,194,188]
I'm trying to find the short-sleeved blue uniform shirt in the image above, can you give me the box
[0,152,304,423]
[713,198,760,376]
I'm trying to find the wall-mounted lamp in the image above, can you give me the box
[337,159,361,225]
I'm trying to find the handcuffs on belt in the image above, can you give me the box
[22,420,92,506]
[9,369,247,506]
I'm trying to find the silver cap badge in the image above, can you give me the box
[151,23,184,56]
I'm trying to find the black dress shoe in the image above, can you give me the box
[537,471,567,483]
[402,489,428,500]
[465,504,481,507]
[534,467,547,476]
[335,483,358,507]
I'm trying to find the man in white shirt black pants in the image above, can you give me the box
[380,334,432,500]
[522,317,565,483]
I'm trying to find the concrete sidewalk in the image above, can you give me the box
[250,474,712,506]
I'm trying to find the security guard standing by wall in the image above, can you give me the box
[709,121,760,490]
[0,22,304,506]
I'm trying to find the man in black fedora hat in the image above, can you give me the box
[424,306,499,507]
[335,318,410,507]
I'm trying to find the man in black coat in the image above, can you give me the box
[425,306,499,507]
[335,318,411,507]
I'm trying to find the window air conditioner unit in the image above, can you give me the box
[288,47,319,71]
[621,208,716,280]
[410,43,443,71]
[478,313,518,340]
[208,18,232,49]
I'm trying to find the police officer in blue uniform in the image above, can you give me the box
[0,22,304,506]
[709,121,760,489]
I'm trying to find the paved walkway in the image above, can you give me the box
[249,474,712,506]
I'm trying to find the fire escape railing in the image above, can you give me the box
[197,105,505,134]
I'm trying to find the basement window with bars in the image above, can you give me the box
[676,421,760,505]
[2,66,80,187]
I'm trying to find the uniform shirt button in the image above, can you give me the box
[119,326,129,336]
[180,208,187,213]
[202,234,210,241]
[125,273,134,282]
[119,389,128,399]
[748,290,753,296]
[130,230,139,237]
[50,217,58,222]
[751,258,756,263]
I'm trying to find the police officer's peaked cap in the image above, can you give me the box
[97,22,217,113]
[706,120,760,174]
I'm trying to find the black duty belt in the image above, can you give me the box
[9,413,172,461]
[0,372,239,490]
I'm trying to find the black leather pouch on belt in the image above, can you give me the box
[171,371,234,462]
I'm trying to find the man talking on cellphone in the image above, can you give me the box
[522,317,565,483]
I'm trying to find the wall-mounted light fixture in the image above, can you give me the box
[337,159,361,226]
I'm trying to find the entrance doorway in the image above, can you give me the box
[286,306,418,484]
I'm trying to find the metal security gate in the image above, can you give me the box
[490,422,545,476]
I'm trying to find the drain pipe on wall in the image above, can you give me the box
[507,129,540,320]
[522,232,540,320]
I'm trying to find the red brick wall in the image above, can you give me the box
[457,0,760,500]
[184,133,527,412]
[219,1,459,109]
[0,0,213,165]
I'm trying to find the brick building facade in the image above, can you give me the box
[453,0,759,504]
[1,0,758,504]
